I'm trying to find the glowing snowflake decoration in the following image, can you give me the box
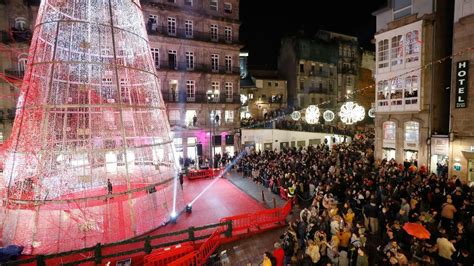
[339,102,365,125]
[368,108,375,118]
[291,111,301,121]
[323,110,335,122]
[305,105,320,124]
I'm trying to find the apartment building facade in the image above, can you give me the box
[449,0,474,181]
[373,0,453,169]
[141,0,241,162]
[278,31,360,112]
[0,0,39,144]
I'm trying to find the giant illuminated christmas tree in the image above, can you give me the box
[0,0,183,254]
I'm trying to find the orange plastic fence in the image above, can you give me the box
[143,242,194,266]
[186,168,223,180]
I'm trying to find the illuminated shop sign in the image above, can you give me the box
[455,60,469,108]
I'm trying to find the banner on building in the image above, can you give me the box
[455,60,469,108]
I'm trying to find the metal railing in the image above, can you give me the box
[161,92,240,104]
[147,25,237,45]
[154,60,239,75]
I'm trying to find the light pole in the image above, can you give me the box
[206,89,217,168]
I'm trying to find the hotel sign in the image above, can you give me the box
[455,60,469,108]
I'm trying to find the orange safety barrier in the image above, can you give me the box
[186,168,223,180]
[143,242,194,266]
[166,200,292,265]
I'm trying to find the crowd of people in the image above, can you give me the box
[237,132,474,265]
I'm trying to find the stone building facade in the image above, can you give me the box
[373,0,454,169]
[278,31,360,111]
[240,70,287,120]
[448,0,474,181]
[0,0,39,143]
[139,0,242,163]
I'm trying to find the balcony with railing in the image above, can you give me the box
[305,87,334,94]
[162,92,240,104]
[154,60,239,75]
[147,25,237,45]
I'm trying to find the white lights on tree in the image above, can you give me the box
[291,111,301,121]
[339,102,365,125]
[305,105,320,124]
[368,108,375,118]
[323,110,335,122]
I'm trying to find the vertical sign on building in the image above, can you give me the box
[455,60,469,108]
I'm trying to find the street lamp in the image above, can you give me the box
[207,89,218,168]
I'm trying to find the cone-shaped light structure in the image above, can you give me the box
[0,0,183,254]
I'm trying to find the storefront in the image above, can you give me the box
[382,121,396,160]
[430,136,449,174]
[404,121,420,162]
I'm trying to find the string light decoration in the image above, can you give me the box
[1,0,184,255]
[339,102,365,125]
[291,111,301,121]
[323,110,335,122]
[368,108,376,118]
[305,105,320,124]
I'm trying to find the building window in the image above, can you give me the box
[299,80,304,90]
[225,110,234,122]
[186,80,195,102]
[275,82,279,86]
[211,54,219,72]
[268,81,272,87]
[405,121,419,145]
[390,77,403,106]
[405,30,420,63]
[377,39,389,68]
[210,24,218,41]
[169,110,180,121]
[167,17,176,36]
[225,55,232,73]
[183,52,193,70]
[14,17,27,31]
[211,81,220,102]
[18,53,28,73]
[346,76,353,88]
[148,15,158,32]
[225,82,233,101]
[185,20,193,38]
[210,0,218,11]
[405,75,418,105]
[224,26,232,42]
[393,0,412,20]
[150,48,159,69]
[167,0,176,3]
[168,50,177,69]
[185,0,193,6]
[391,35,404,66]
[299,63,304,73]
[224,2,232,13]
[383,121,396,141]
[377,80,389,106]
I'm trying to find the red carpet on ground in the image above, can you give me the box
[17,176,266,265]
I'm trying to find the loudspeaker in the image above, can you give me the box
[213,135,222,146]
[225,135,234,145]
[196,143,203,156]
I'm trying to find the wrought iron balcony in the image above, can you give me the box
[162,92,240,104]
[154,61,239,75]
[147,25,237,45]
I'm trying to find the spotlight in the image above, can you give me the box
[186,204,192,213]
[170,211,178,224]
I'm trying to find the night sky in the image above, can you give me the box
[239,0,388,69]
